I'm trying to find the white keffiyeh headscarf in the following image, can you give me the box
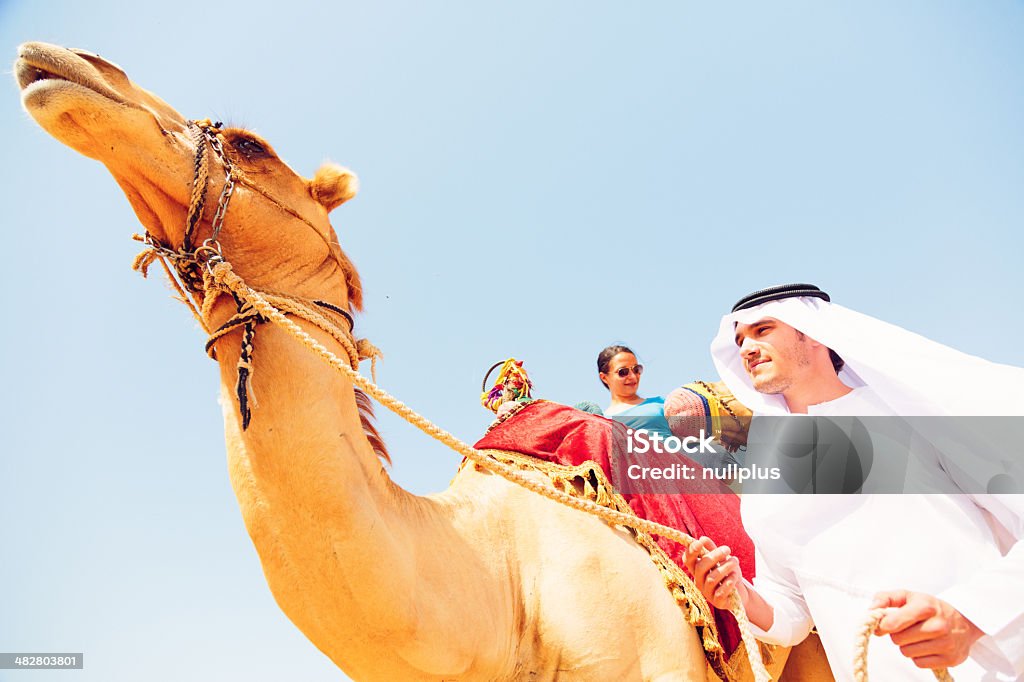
[710,294,1024,417]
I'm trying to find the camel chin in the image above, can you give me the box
[23,83,127,160]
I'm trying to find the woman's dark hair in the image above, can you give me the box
[597,345,634,389]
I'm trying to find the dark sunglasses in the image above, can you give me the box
[614,365,643,378]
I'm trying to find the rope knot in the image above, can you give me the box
[356,338,382,362]
[357,339,383,383]
[209,260,236,284]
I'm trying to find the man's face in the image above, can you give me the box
[734,317,812,394]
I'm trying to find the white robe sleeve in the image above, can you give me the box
[938,493,1024,679]
[745,540,815,647]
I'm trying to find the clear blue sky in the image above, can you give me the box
[2,2,1022,680]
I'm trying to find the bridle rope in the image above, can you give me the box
[131,119,782,680]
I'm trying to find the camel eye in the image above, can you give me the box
[233,137,267,157]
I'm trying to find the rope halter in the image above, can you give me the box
[131,119,380,429]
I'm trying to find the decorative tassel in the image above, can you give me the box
[236,321,256,430]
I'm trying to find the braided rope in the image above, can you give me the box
[202,260,771,682]
[204,293,360,362]
[853,610,952,682]
[182,123,209,253]
[236,320,257,429]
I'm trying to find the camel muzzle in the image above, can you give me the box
[16,42,131,109]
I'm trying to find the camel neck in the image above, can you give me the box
[206,308,521,676]
[211,311,394,503]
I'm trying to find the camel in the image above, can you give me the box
[15,41,832,681]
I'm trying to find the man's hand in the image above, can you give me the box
[684,536,777,631]
[683,536,745,610]
[872,590,984,669]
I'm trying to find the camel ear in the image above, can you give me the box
[310,163,358,212]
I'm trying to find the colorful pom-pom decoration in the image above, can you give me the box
[481,358,534,413]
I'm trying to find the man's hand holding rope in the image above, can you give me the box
[872,590,983,671]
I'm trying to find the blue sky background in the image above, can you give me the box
[2,1,1022,680]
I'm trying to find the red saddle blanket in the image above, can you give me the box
[474,400,755,658]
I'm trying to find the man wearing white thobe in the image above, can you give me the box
[684,284,1024,681]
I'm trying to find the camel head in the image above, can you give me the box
[15,41,363,309]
